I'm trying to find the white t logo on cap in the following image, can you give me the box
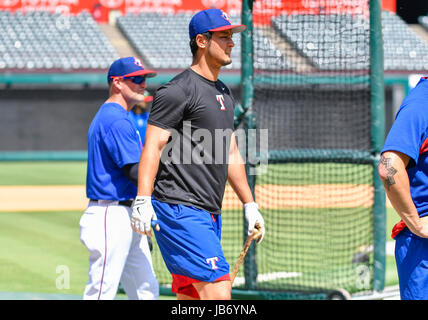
[220,10,231,23]
[134,58,143,67]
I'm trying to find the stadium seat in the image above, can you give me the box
[271,11,428,72]
[117,12,295,71]
[3,10,425,73]
[0,10,119,71]
[382,11,428,71]
[253,28,296,71]
[419,15,428,31]
[271,13,370,71]
[117,12,238,70]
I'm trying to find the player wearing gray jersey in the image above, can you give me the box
[131,9,265,300]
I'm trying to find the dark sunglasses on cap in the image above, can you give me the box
[110,75,146,84]
[123,76,146,84]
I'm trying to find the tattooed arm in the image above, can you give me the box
[378,151,428,238]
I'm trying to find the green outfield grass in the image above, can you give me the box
[0,161,398,298]
[0,161,86,185]
[0,161,372,186]
[257,162,373,185]
[0,210,176,299]
[0,211,87,295]
[222,207,398,294]
[0,208,399,297]
[386,208,400,287]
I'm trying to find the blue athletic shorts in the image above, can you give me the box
[395,228,428,300]
[151,199,230,298]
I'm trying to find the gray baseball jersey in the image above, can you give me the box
[148,68,236,214]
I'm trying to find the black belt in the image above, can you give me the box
[119,200,133,207]
[90,199,134,207]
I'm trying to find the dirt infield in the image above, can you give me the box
[224,184,376,209]
[0,186,88,211]
[0,184,391,212]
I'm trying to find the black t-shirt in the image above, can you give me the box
[148,68,235,214]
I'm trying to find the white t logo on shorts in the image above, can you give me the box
[206,257,219,269]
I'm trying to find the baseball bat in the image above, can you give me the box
[151,220,160,232]
[230,227,262,285]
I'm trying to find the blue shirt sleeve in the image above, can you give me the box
[104,118,141,168]
[382,100,428,165]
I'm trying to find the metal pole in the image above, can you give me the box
[241,0,257,290]
[370,0,386,292]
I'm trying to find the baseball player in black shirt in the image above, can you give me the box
[131,8,265,300]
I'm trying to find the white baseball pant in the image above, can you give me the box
[79,200,159,300]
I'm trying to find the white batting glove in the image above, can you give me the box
[131,196,159,237]
[244,202,265,244]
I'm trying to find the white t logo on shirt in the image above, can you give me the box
[216,95,226,111]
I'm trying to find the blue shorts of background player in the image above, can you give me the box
[395,228,428,300]
[151,199,230,299]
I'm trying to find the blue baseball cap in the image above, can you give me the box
[107,57,157,83]
[189,8,246,39]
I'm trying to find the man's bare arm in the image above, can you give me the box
[137,124,171,196]
[378,151,428,238]
[227,132,265,242]
[379,154,398,191]
[227,132,254,204]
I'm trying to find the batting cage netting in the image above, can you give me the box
[116,0,385,299]
[234,0,385,299]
